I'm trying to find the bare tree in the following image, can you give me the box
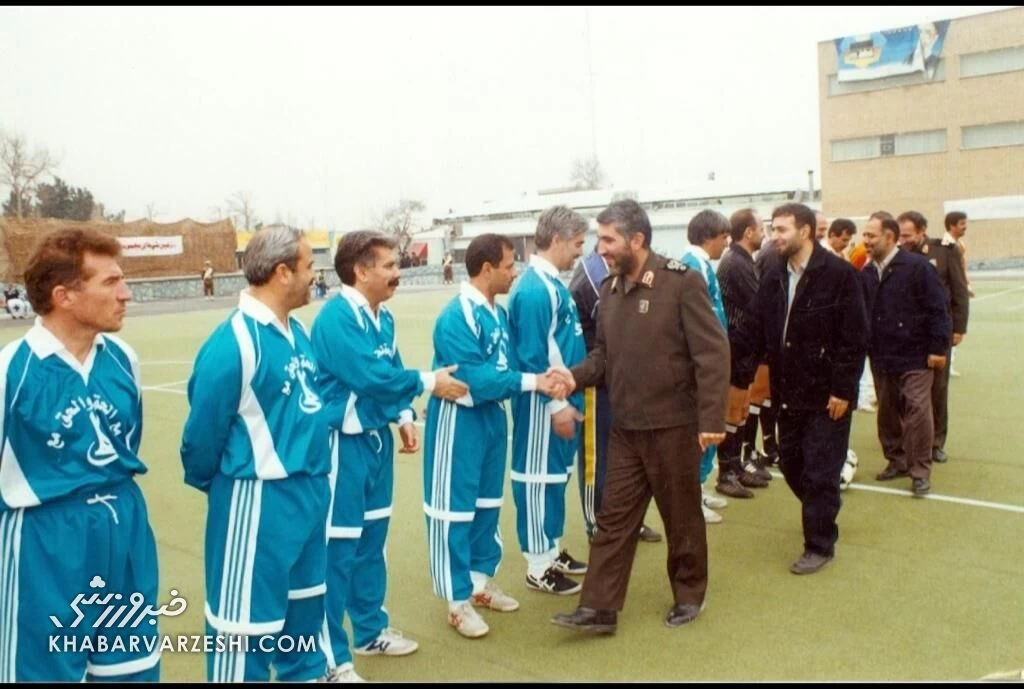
[569,155,606,190]
[374,199,426,255]
[226,191,259,230]
[144,202,160,221]
[0,131,58,218]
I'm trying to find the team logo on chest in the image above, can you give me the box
[51,394,127,467]
[282,354,322,414]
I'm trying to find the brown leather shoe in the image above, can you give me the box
[551,607,617,634]
[876,464,909,481]
[790,551,833,575]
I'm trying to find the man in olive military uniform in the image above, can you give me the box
[549,200,730,633]
[896,211,969,464]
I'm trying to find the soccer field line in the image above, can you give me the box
[973,284,1024,302]
[135,389,1024,515]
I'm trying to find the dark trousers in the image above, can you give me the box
[578,386,612,538]
[777,408,853,558]
[931,346,952,452]
[874,367,934,480]
[581,424,706,611]
[203,279,214,297]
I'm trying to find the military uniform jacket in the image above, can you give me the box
[913,238,969,335]
[569,252,730,433]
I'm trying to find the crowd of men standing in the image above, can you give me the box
[0,197,969,682]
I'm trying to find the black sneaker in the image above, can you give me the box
[552,549,588,575]
[738,467,769,488]
[745,451,773,481]
[527,567,582,595]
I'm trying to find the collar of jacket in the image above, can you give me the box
[611,251,662,293]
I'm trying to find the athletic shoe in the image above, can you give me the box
[552,549,588,575]
[353,627,418,656]
[471,581,520,612]
[527,567,582,595]
[448,602,489,638]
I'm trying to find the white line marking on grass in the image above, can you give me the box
[973,285,1024,302]
[147,379,189,389]
[140,361,194,366]
[141,386,187,396]
[767,470,1024,514]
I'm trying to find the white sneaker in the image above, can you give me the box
[322,663,365,682]
[448,602,489,638]
[471,581,520,612]
[702,504,722,524]
[702,490,727,510]
[950,369,962,378]
[353,627,419,656]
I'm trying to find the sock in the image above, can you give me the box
[760,399,778,455]
[742,406,761,460]
[470,571,489,595]
[524,550,556,579]
[449,600,469,612]
[718,424,741,478]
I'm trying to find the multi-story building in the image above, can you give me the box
[818,6,1024,261]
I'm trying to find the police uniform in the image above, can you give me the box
[569,253,730,612]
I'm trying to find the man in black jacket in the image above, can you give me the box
[728,203,868,575]
[716,209,773,499]
[862,214,951,497]
[896,211,969,464]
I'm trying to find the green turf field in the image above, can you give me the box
[8,281,1023,681]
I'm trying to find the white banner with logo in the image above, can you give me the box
[118,236,184,257]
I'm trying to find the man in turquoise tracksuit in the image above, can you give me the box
[181,226,331,683]
[508,206,589,595]
[310,231,467,680]
[423,233,566,640]
[680,210,733,523]
[0,228,160,682]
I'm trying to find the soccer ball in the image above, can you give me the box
[840,449,859,491]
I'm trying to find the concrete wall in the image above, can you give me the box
[818,7,1024,260]
[125,265,477,302]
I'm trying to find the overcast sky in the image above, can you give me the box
[0,6,1013,229]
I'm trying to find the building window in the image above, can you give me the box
[830,129,946,162]
[828,59,946,96]
[961,121,1024,150]
[960,45,1024,79]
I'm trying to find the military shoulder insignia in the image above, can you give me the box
[665,259,688,273]
[641,270,655,287]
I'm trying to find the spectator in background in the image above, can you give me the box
[201,260,215,300]
[945,211,972,377]
[825,219,857,258]
[4,281,30,319]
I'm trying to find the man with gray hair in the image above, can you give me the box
[508,206,590,595]
[181,225,334,682]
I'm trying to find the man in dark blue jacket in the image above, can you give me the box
[728,203,868,575]
[860,213,951,497]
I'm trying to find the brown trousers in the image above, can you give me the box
[873,367,935,480]
[203,279,214,297]
[931,346,952,452]
[581,424,706,611]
